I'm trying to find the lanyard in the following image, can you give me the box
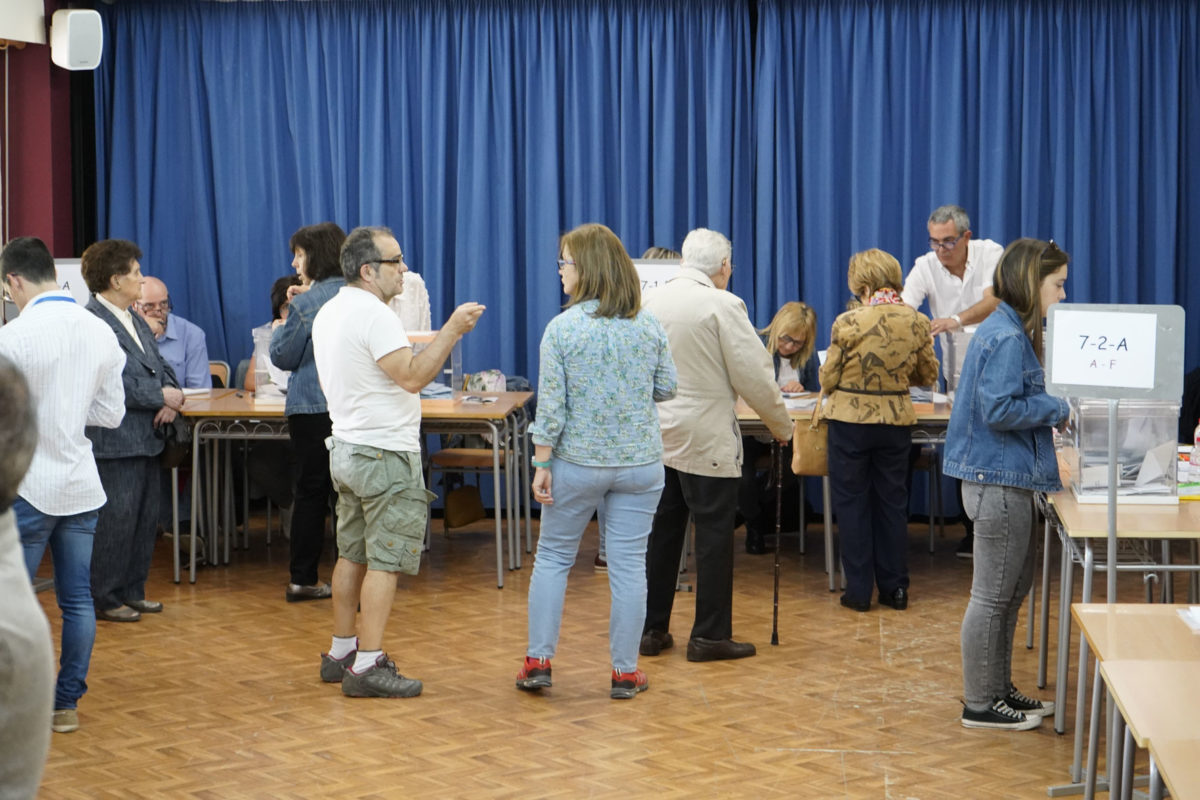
[30,295,77,307]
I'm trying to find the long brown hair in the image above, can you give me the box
[560,223,640,319]
[992,238,1070,362]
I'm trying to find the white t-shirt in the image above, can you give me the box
[313,286,421,453]
[901,238,1004,321]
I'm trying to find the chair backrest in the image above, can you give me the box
[234,358,251,390]
[210,360,231,389]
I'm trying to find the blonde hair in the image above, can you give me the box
[847,248,903,298]
[559,223,641,319]
[760,301,817,369]
[992,238,1070,362]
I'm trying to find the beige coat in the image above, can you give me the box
[819,302,939,426]
[643,268,793,478]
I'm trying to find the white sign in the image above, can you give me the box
[632,259,680,293]
[54,259,90,305]
[1049,308,1157,389]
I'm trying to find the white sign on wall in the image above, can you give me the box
[54,259,90,305]
[632,259,681,292]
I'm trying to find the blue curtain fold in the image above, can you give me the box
[94,0,1198,378]
[94,0,754,375]
[754,0,1199,368]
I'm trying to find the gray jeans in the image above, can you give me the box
[960,481,1035,709]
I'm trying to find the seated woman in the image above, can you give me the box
[739,301,819,554]
[820,250,938,612]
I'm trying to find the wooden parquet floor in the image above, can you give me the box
[32,511,1154,799]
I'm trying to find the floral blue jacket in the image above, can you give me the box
[943,302,1070,492]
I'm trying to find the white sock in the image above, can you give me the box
[329,636,356,659]
[352,649,382,674]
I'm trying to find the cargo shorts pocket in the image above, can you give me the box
[329,440,393,498]
[370,486,437,576]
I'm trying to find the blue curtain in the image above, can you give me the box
[754,0,1199,370]
[94,0,755,375]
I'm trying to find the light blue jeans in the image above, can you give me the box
[527,459,664,672]
[14,498,98,710]
[959,482,1035,709]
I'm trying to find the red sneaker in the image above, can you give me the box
[610,668,648,699]
[515,656,552,691]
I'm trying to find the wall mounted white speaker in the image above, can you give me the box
[50,9,103,71]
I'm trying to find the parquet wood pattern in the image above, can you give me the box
[31,512,1153,799]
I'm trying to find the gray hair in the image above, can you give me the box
[0,355,37,511]
[928,205,971,235]
[680,228,731,277]
[340,226,394,283]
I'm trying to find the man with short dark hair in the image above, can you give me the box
[0,236,126,735]
[312,225,484,697]
[640,228,792,662]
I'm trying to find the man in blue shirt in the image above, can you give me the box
[136,276,210,388]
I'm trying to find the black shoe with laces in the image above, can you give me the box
[961,698,1041,730]
[1004,685,1054,717]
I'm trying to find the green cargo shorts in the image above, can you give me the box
[326,438,436,575]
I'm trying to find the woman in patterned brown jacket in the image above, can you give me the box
[820,249,939,612]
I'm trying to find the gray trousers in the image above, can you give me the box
[93,456,160,611]
[960,481,1036,709]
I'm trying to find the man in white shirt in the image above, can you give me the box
[901,204,1003,336]
[901,205,1003,558]
[312,226,484,698]
[0,236,126,734]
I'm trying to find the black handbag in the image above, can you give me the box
[160,415,193,469]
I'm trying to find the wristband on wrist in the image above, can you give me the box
[531,458,551,469]
[950,313,963,328]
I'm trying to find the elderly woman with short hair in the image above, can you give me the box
[820,249,938,612]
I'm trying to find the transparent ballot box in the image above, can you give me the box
[409,331,462,401]
[1063,398,1180,504]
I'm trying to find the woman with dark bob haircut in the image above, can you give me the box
[269,221,347,602]
[516,223,676,700]
[944,238,1068,731]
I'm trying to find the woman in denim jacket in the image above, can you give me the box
[943,239,1070,731]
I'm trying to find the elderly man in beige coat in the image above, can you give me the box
[639,228,793,662]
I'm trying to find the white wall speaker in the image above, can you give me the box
[50,9,103,71]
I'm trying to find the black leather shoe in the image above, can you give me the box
[686,637,756,662]
[879,587,908,610]
[126,599,163,613]
[639,630,674,656]
[839,595,870,613]
[744,529,766,555]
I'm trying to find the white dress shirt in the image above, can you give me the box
[901,238,1004,321]
[95,292,145,352]
[0,290,126,515]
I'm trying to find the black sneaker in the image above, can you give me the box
[1004,685,1054,717]
[961,698,1041,730]
[956,536,973,559]
[341,653,423,698]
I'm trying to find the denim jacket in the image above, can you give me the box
[942,302,1070,492]
[269,276,344,416]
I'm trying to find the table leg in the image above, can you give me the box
[1073,540,1097,780]
[823,476,835,593]
[189,423,201,584]
[1149,755,1163,800]
[1038,516,1052,688]
[1054,525,1073,734]
[798,480,806,555]
[488,420,504,588]
[171,466,181,584]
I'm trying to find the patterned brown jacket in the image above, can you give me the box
[819,303,939,426]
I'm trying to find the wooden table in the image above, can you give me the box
[735,397,951,592]
[179,390,533,587]
[1069,604,1200,800]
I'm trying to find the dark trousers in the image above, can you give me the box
[287,412,334,586]
[93,456,160,611]
[827,420,912,604]
[644,467,739,641]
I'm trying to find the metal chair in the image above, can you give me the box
[209,360,231,388]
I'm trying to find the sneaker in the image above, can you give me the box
[52,708,79,733]
[320,650,356,683]
[341,653,423,698]
[286,582,332,602]
[1004,685,1055,717]
[956,535,973,559]
[961,698,1042,731]
[515,656,552,691]
[593,554,607,572]
[611,668,648,699]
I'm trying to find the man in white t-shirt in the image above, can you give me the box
[901,204,1003,336]
[312,225,484,698]
[901,205,1003,558]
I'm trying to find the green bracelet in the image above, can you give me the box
[531,458,551,469]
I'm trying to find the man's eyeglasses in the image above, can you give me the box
[929,233,966,251]
[556,259,576,270]
[139,299,172,314]
[371,256,404,266]
[2,276,13,304]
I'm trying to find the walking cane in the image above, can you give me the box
[771,440,782,646]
